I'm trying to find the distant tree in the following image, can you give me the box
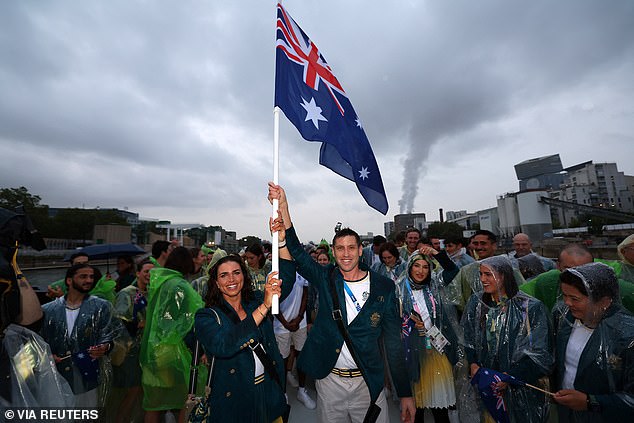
[0,186,41,210]
[49,208,128,243]
[0,186,52,235]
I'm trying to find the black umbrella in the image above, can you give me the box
[65,242,147,274]
[64,243,146,261]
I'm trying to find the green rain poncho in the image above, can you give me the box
[139,267,205,411]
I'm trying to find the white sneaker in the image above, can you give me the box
[297,387,316,410]
[286,371,299,388]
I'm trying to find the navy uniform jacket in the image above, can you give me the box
[283,226,412,402]
[193,266,294,423]
[555,305,634,423]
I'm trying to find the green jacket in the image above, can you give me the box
[555,305,634,422]
[194,294,287,423]
[520,269,634,314]
[283,226,412,402]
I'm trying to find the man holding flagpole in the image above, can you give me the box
[270,4,413,420]
[270,183,415,423]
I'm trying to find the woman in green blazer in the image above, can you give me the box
[194,254,293,423]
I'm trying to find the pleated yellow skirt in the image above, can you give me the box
[413,348,456,409]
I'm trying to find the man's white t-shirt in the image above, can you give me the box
[334,272,370,369]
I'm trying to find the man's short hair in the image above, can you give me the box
[473,230,497,243]
[152,240,171,259]
[65,263,92,281]
[444,235,464,246]
[559,243,593,260]
[69,252,89,264]
[372,235,387,246]
[332,228,361,247]
[405,228,421,237]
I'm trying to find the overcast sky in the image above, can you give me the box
[1,0,633,243]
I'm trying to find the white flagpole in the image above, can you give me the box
[271,106,281,314]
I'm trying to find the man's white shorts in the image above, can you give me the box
[275,326,308,358]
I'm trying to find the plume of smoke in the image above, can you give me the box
[399,144,430,214]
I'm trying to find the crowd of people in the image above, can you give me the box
[2,187,634,423]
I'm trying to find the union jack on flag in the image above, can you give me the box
[470,367,526,423]
[400,312,416,366]
[401,312,415,337]
[492,374,507,412]
[274,2,388,214]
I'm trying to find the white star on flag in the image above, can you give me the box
[355,117,363,129]
[77,353,85,359]
[300,97,328,129]
[358,167,370,180]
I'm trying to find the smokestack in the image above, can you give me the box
[439,208,444,223]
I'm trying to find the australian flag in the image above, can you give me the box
[471,367,526,423]
[72,350,100,384]
[132,290,147,321]
[401,312,417,366]
[274,2,388,214]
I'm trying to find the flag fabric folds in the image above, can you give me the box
[72,350,100,384]
[401,311,417,366]
[132,290,147,321]
[274,2,389,214]
[470,367,526,423]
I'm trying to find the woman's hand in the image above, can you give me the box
[263,271,283,309]
[88,343,110,359]
[418,245,438,256]
[268,182,288,207]
[470,363,480,378]
[553,389,589,411]
[410,313,426,331]
[269,210,286,243]
[494,381,508,393]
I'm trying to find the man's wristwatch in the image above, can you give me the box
[586,394,601,413]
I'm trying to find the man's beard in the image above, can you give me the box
[72,280,93,294]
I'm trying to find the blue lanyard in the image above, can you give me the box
[343,282,362,312]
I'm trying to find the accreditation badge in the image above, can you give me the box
[426,325,449,353]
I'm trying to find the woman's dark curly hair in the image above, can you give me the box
[245,243,266,269]
[205,254,255,307]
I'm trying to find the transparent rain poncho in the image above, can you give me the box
[517,253,547,281]
[40,295,116,406]
[553,262,634,422]
[396,252,477,419]
[617,234,634,283]
[1,324,74,407]
[461,256,553,422]
[446,255,527,312]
